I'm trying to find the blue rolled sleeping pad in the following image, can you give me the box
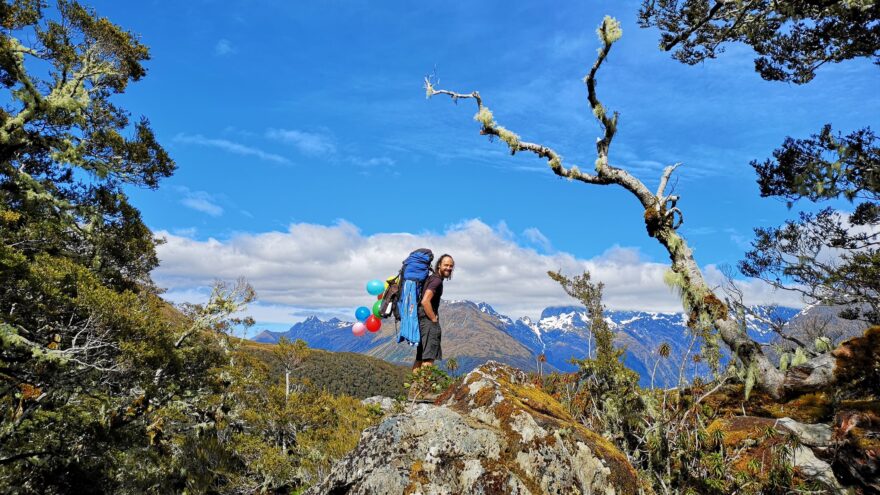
[397,279,420,345]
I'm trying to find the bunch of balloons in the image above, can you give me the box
[352,279,386,336]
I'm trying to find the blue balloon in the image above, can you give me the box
[366,279,385,296]
[355,306,371,322]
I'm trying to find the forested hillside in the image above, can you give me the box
[240,339,408,398]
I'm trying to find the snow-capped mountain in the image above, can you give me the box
[252,300,801,387]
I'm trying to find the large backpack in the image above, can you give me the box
[380,248,433,345]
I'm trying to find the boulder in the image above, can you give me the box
[362,395,398,414]
[306,361,645,494]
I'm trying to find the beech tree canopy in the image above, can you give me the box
[638,0,880,84]
[740,126,880,324]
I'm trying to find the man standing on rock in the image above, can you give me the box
[413,254,454,371]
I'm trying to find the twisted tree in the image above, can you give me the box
[426,16,839,398]
[640,0,880,328]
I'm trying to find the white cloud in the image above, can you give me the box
[265,128,336,155]
[177,188,223,216]
[174,133,289,164]
[153,219,805,324]
[214,39,235,56]
[522,227,552,252]
[172,227,198,237]
[702,264,805,308]
[355,156,396,167]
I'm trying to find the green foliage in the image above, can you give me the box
[548,270,644,449]
[0,4,378,492]
[544,269,819,494]
[444,356,459,376]
[0,251,246,492]
[405,365,453,402]
[639,0,879,84]
[1,0,175,293]
[740,125,880,324]
[242,342,408,399]
[198,350,382,492]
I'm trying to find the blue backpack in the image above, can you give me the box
[391,249,433,345]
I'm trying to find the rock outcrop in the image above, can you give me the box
[307,361,646,494]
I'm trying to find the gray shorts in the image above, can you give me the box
[416,315,442,361]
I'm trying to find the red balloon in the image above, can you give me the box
[365,315,381,332]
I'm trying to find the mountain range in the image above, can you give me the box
[252,300,861,387]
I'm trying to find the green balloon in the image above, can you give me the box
[372,300,382,318]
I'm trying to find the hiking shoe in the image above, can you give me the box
[413,391,440,403]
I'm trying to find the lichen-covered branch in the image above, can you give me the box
[424,15,851,397]
[425,78,610,186]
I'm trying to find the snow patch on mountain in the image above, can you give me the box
[539,312,579,332]
[519,316,541,338]
[476,302,513,326]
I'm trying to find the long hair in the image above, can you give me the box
[434,253,454,280]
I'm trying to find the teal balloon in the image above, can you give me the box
[355,306,370,322]
[366,279,384,296]
[372,300,382,318]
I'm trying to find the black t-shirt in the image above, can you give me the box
[422,274,444,315]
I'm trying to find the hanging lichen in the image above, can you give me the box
[663,268,686,300]
[744,359,757,400]
[474,107,494,127]
[597,15,623,45]
[814,336,832,353]
[496,126,520,152]
[791,347,808,367]
[779,352,791,372]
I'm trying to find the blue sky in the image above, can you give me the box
[84,1,878,330]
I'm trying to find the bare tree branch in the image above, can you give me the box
[425,15,847,397]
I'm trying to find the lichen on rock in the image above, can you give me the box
[306,361,646,494]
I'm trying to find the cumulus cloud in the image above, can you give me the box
[153,219,805,324]
[265,128,336,155]
[174,133,289,164]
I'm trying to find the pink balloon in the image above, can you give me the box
[352,322,367,337]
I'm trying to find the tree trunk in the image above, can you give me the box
[426,16,848,399]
